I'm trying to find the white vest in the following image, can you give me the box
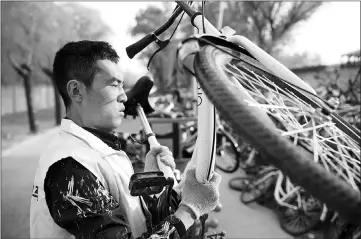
[30,119,147,239]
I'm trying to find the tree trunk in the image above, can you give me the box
[8,53,38,133]
[40,67,63,125]
[53,81,62,125]
[23,74,38,133]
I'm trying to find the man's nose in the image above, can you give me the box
[117,91,127,103]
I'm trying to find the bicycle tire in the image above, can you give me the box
[279,207,321,237]
[193,44,361,223]
[215,128,241,173]
[228,176,253,191]
[240,186,263,205]
[240,174,275,205]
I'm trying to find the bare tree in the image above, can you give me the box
[8,53,38,133]
[3,2,112,130]
[242,2,323,54]
[6,5,40,133]
[130,2,323,91]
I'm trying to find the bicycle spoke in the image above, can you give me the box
[219,59,360,212]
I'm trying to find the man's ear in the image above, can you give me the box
[67,80,83,103]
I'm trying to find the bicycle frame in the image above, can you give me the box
[127,1,320,184]
[174,2,222,183]
[174,1,318,184]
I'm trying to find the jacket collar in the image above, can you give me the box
[83,127,122,151]
[61,118,120,156]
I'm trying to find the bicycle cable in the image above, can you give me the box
[202,1,206,34]
[147,1,193,70]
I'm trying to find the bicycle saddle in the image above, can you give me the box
[124,75,155,117]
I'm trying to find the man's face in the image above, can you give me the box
[80,59,127,132]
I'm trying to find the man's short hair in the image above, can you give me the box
[53,40,120,109]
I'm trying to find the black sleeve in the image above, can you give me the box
[44,157,185,239]
[44,157,132,239]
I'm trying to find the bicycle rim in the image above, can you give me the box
[193,44,361,223]
[279,207,321,236]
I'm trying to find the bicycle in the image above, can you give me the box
[147,90,195,119]
[180,114,241,174]
[125,1,360,238]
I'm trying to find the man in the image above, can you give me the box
[30,40,221,239]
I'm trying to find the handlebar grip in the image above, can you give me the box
[126,33,156,59]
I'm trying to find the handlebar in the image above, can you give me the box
[125,1,197,59]
[126,33,157,59]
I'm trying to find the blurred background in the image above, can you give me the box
[1,1,360,144]
[1,1,360,239]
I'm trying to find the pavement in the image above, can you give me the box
[1,124,293,239]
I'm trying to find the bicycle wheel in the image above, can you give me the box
[215,128,241,173]
[240,171,276,204]
[279,207,321,237]
[193,44,361,223]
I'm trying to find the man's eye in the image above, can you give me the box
[111,81,119,87]
[111,80,123,87]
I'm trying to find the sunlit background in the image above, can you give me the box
[2,1,360,89]
[81,1,360,66]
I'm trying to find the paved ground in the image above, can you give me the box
[1,108,62,151]
[2,128,60,238]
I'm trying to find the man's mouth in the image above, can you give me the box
[119,107,125,117]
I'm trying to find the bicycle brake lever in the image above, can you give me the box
[147,38,171,70]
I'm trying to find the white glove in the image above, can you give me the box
[179,169,221,219]
[144,146,175,172]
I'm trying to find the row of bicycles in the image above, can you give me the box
[119,77,360,238]
[219,78,361,239]
[227,142,360,239]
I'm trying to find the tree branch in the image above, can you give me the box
[271,2,282,21]
[277,2,322,38]
[248,2,263,35]
[274,2,304,40]
[258,3,276,40]
[27,49,34,66]
[40,65,53,78]
[8,52,27,77]
[247,2,273,51]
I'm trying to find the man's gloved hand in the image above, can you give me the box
[144,146,176,172]
[179,168,221,220]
